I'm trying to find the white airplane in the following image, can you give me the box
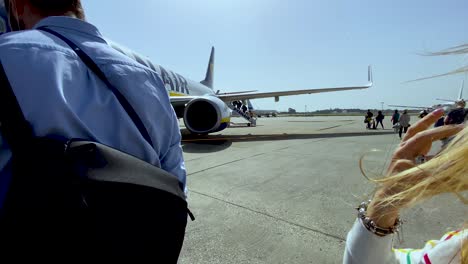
[435,80,465,104]
[246,100,278,118]
[110,44,373,134]
[389,81,465,111]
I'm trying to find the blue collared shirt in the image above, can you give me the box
[0,17,186,208]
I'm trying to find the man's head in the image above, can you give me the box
[456,99,466,108]
[7,0,84,30]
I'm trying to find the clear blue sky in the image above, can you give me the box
[82,0,468,111]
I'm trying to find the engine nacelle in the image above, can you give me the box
[183,96,231,134]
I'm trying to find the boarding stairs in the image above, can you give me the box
[228,104,256,127]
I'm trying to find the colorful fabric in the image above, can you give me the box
[393,230,465,264]
[344,219,466,264]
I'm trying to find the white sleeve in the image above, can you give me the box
[343,219,466,264]
[343,219,398,264]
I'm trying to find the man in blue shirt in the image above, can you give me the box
[0,0,186,209]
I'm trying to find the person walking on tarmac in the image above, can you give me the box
[398,110,411,139]
[375,111,385,129]
[419,109,429,119]
[391,110,400,125]
[365,109,374,129]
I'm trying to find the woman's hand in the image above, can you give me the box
[366,108,463,228]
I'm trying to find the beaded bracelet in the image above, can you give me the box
[356,200,402,237]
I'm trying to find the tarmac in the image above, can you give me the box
[178,116,466,264]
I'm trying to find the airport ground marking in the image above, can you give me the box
[190,190,346,242]
[188,152,267,176]
[186,137,329,175]
[317,122,356,131]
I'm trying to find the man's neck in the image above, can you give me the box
[30,13,80,29]
[62,12,78,19]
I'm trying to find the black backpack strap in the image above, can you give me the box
[37,27,154,148]
[0,61,33,153]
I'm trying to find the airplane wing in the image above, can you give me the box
[436,98,457,103]
[388,104,429,109]
[216,90,258,95]
[217,85,371,102]
[170,85,372,107]
[216,66,373,102]
[170,66,372,106]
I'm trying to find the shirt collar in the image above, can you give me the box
[33,16,104,40]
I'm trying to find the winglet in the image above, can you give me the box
[368,65,373,86]
[201,46,215,89]
[459,79,464,100]
[439,79,466,102]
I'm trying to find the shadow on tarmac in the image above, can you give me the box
[181,131,395,146]
[287,120,355,123]
[182,140,232,154]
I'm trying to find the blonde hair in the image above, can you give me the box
[372,127,467,262]
[369,43,468,262]
[375,44,468,263]
[406,44,468,82]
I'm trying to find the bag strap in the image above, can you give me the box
[0,62,33,153]
[37,27,154,148]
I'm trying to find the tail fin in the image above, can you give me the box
[458,79,464,100]
[201,47,215,88]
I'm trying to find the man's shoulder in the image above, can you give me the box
[448,108,465,116]
[0,29,63,52]
[1,30,41,44]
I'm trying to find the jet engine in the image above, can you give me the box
[183,96,231,134]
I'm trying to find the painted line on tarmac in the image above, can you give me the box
[191,190,346,242]
[188,152,267,176]
[274,138,328,152]
[317,122,355,131]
